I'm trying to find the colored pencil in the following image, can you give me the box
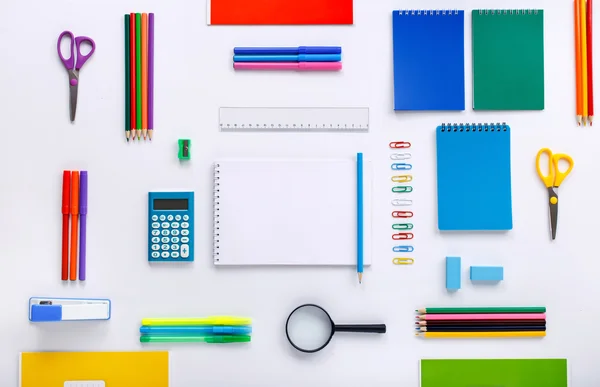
[582,0,589,125]
[142,13,148,140]
[417,313,545,321]
[417,320,545,326]
[136,13,142,139]
[416,307,546,314]
[148,13,154,140]
[416,331,546,338]
[130,13,136,134]
[124,15,130,141]
[78,171,88,281]
[576,0,583,125]
[69,171,80,281]
[417,326,546,332]
[61,171,71,280]
[587,0,594,125]
[356,152,363,284]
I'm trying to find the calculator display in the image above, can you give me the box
[153,198,188,210]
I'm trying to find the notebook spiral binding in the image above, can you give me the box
[478,9,539,15]
[213,163,220,262]
[398,9,460,16]
[440,123,509,132]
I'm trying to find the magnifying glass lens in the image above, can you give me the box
[286,305,333,352]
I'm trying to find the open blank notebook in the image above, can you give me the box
[213,159,371,265]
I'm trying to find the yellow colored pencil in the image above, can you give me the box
[581,0,589,125]
[142,316,252,326]
[415,331,545,338]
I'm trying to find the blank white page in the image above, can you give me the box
[214,159,371,266]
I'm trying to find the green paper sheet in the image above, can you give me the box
[421,359,568,387]
[472,10,545,110]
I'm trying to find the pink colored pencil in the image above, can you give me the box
[417,313,546,321]
[234,62,342,71]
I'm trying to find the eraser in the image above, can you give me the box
[470,266,504,281]
[446,256,461,290]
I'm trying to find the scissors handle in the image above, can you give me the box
[551,153,574,187]
[74,36,95,70]
[57,31,75,70]
[57,31,96,71]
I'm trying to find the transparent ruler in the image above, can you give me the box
[219,107,369,132]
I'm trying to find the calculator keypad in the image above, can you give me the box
[149,211,193,261]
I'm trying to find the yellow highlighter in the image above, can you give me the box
[142,316,252,326]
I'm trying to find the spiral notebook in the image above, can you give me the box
[392,10,465,110]
[436,123,513,231]
[213,159,372,265]
[472,10,544,110]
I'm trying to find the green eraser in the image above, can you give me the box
[178,139,190,160]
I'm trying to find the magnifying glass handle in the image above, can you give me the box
[335,324,387,334]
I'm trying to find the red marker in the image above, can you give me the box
[61,171,71,280]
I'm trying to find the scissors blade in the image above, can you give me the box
[548,187,558,240]
[68,70,79,122]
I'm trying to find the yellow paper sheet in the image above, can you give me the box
[20,351,169,387]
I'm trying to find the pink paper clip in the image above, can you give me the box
[392,211,413,218]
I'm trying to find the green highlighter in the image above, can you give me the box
[140,335,251,343]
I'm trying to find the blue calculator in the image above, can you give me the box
[148,191,194,262]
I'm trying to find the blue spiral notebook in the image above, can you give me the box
[392,10,465,111]
[436,123,512,231]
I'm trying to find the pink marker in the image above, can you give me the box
[234,62,342,71]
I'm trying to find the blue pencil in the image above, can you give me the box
[233,46,341,55]
[233,54,341,62]
[357,152,364,284]
[140,326,252,335]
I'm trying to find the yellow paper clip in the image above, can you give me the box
[392,175,413,183]
[392,257,414,265]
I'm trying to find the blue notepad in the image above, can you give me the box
[392,10,465,111]
[436,123,512,231]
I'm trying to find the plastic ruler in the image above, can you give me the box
[219,107,369,132]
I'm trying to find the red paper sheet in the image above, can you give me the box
[208,0,353,25]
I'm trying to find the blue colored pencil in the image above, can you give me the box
[140,325,252,335]
[357,152,364,283]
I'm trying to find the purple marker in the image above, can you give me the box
[79,171,88,281]
[148,13,154,139]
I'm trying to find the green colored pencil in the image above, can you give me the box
[140,335,251,343]
[416,307,546,314]
[124,14,130,142]
[135,13,142,139]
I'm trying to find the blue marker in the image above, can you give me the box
[233,54,341,62]
[139,326,252,335]
[233,46,341,55]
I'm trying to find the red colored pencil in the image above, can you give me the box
[130,12,136,133]
[61,171,71,280]
[587,0,594,125]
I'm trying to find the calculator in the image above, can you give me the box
[148,191,194,262]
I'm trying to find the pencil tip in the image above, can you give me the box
[357,273,363,284]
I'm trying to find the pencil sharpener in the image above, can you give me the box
[178,139,190,160]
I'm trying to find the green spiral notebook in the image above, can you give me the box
[472,9,544,110]
[420,359,568,387]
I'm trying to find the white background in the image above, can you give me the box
[0,0,596,386]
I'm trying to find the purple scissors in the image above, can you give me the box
[57,31,96,122]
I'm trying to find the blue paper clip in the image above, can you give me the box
[391,163,412,170]
[393,245,414,253]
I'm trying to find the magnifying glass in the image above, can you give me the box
[285,304,386,353]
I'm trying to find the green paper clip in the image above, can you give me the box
[392,223,413,230]
[178,139,191,160]
[392,185,413,193]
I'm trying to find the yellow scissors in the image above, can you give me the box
[535,148,574,240]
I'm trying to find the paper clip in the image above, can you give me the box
[392,223,413,230]
[391,153,411,160]
[393,245,414,252]
[392,175,412,183]
[393,257,414,265]
[392,186,413,193]
[392,163,412,170]
[391,198,412,206]
[393,232,414,240]
[390,141,411,149]
[392,211,413,218]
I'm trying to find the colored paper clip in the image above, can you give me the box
[391,198,412,206]
[391,153,411,160]
[392,163,412,170]
[392,175,412,183]
[393,257,414,265]
[392,211,413,218]
[392,186,413,193]
[390,141,411,149]
[392,223,413,230]
[393,232,414,240]
[393,245,414,252]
